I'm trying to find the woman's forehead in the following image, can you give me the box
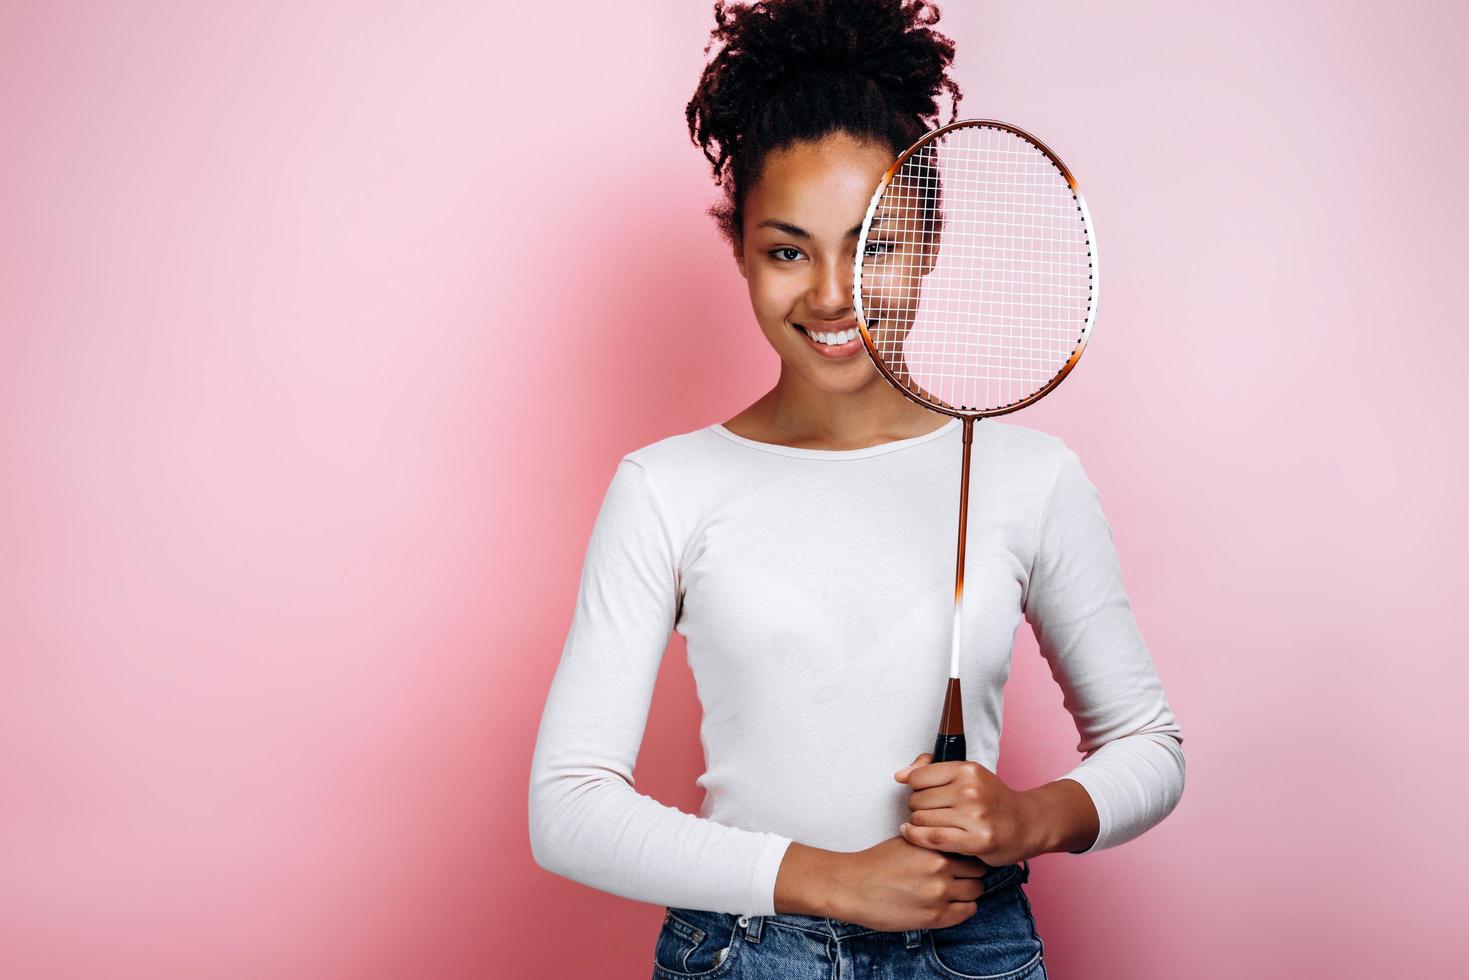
[745,135,892,233]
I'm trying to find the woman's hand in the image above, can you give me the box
[893,753,1041,867]
[820,835,990,932]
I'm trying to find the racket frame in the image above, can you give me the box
[851,117,1100,420]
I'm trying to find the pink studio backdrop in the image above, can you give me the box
[3,2,1464,977]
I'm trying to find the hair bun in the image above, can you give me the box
[687,0,962,246]
[691,0,960,172]
[730,0,953,110]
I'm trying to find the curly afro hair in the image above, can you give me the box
[686,0,962,251]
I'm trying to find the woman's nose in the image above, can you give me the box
[808,257,851,314]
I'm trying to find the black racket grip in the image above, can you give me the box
[932,731,967,763]
[927,732,978,865]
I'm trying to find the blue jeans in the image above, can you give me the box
[652,859,1045,979]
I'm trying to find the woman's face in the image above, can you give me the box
[737,132,895,395]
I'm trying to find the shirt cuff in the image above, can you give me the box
[1053,769,1112,855]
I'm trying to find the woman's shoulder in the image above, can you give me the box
[608,423,740,514]
[601,425,736,545]
[979,418,1073,472]
[620,422,726,473]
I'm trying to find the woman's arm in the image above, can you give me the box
[773,842,839,916]
[528,458,794,917]
[1021,443,1187,854]
[1020,777,1102,855]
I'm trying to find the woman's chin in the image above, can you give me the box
[785,358,880,394]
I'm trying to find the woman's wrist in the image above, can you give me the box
[1020,778,1101,856]
[773,841,844,917]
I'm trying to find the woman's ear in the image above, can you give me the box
[734,242,748,280]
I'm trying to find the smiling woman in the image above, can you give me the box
[684,0,965,449]
[527,2,1185,978]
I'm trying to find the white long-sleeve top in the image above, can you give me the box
[528,416,1185,918]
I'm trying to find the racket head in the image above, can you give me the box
[853,119,1099,419]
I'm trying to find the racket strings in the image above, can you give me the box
[859,125,1094,414]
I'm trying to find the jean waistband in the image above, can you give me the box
[689,858,1030,944]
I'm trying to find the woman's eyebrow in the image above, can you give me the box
[756,218,868,239]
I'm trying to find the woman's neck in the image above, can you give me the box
[723,374,947,451]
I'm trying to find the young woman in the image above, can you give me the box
[528,1,1186,977]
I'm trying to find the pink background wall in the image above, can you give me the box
[3,1,1464,977]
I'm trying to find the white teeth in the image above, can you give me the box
[805,327,857,346]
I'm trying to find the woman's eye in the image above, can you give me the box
[770,247,803,262]
[862,240,896,257]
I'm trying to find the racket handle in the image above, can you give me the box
[932,731,966,763]
[928,733,982,867]
[910,732,981,865]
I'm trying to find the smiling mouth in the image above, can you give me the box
[795,323,862,347]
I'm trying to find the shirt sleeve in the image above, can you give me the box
[1022,444,1187,854]
[527,458,793,915]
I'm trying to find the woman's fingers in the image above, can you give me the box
[901,822,966,851]
[940,901,979,928]
[948,877,985,903]
[894,752,935,781]
[944,852,990,878]
[908,806,968,830]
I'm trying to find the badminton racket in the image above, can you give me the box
[853,118,1098,767]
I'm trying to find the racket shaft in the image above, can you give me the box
[932,419,973,762]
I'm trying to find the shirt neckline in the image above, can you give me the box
[707,416,960,459]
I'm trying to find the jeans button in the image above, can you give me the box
[737,914,750,927]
